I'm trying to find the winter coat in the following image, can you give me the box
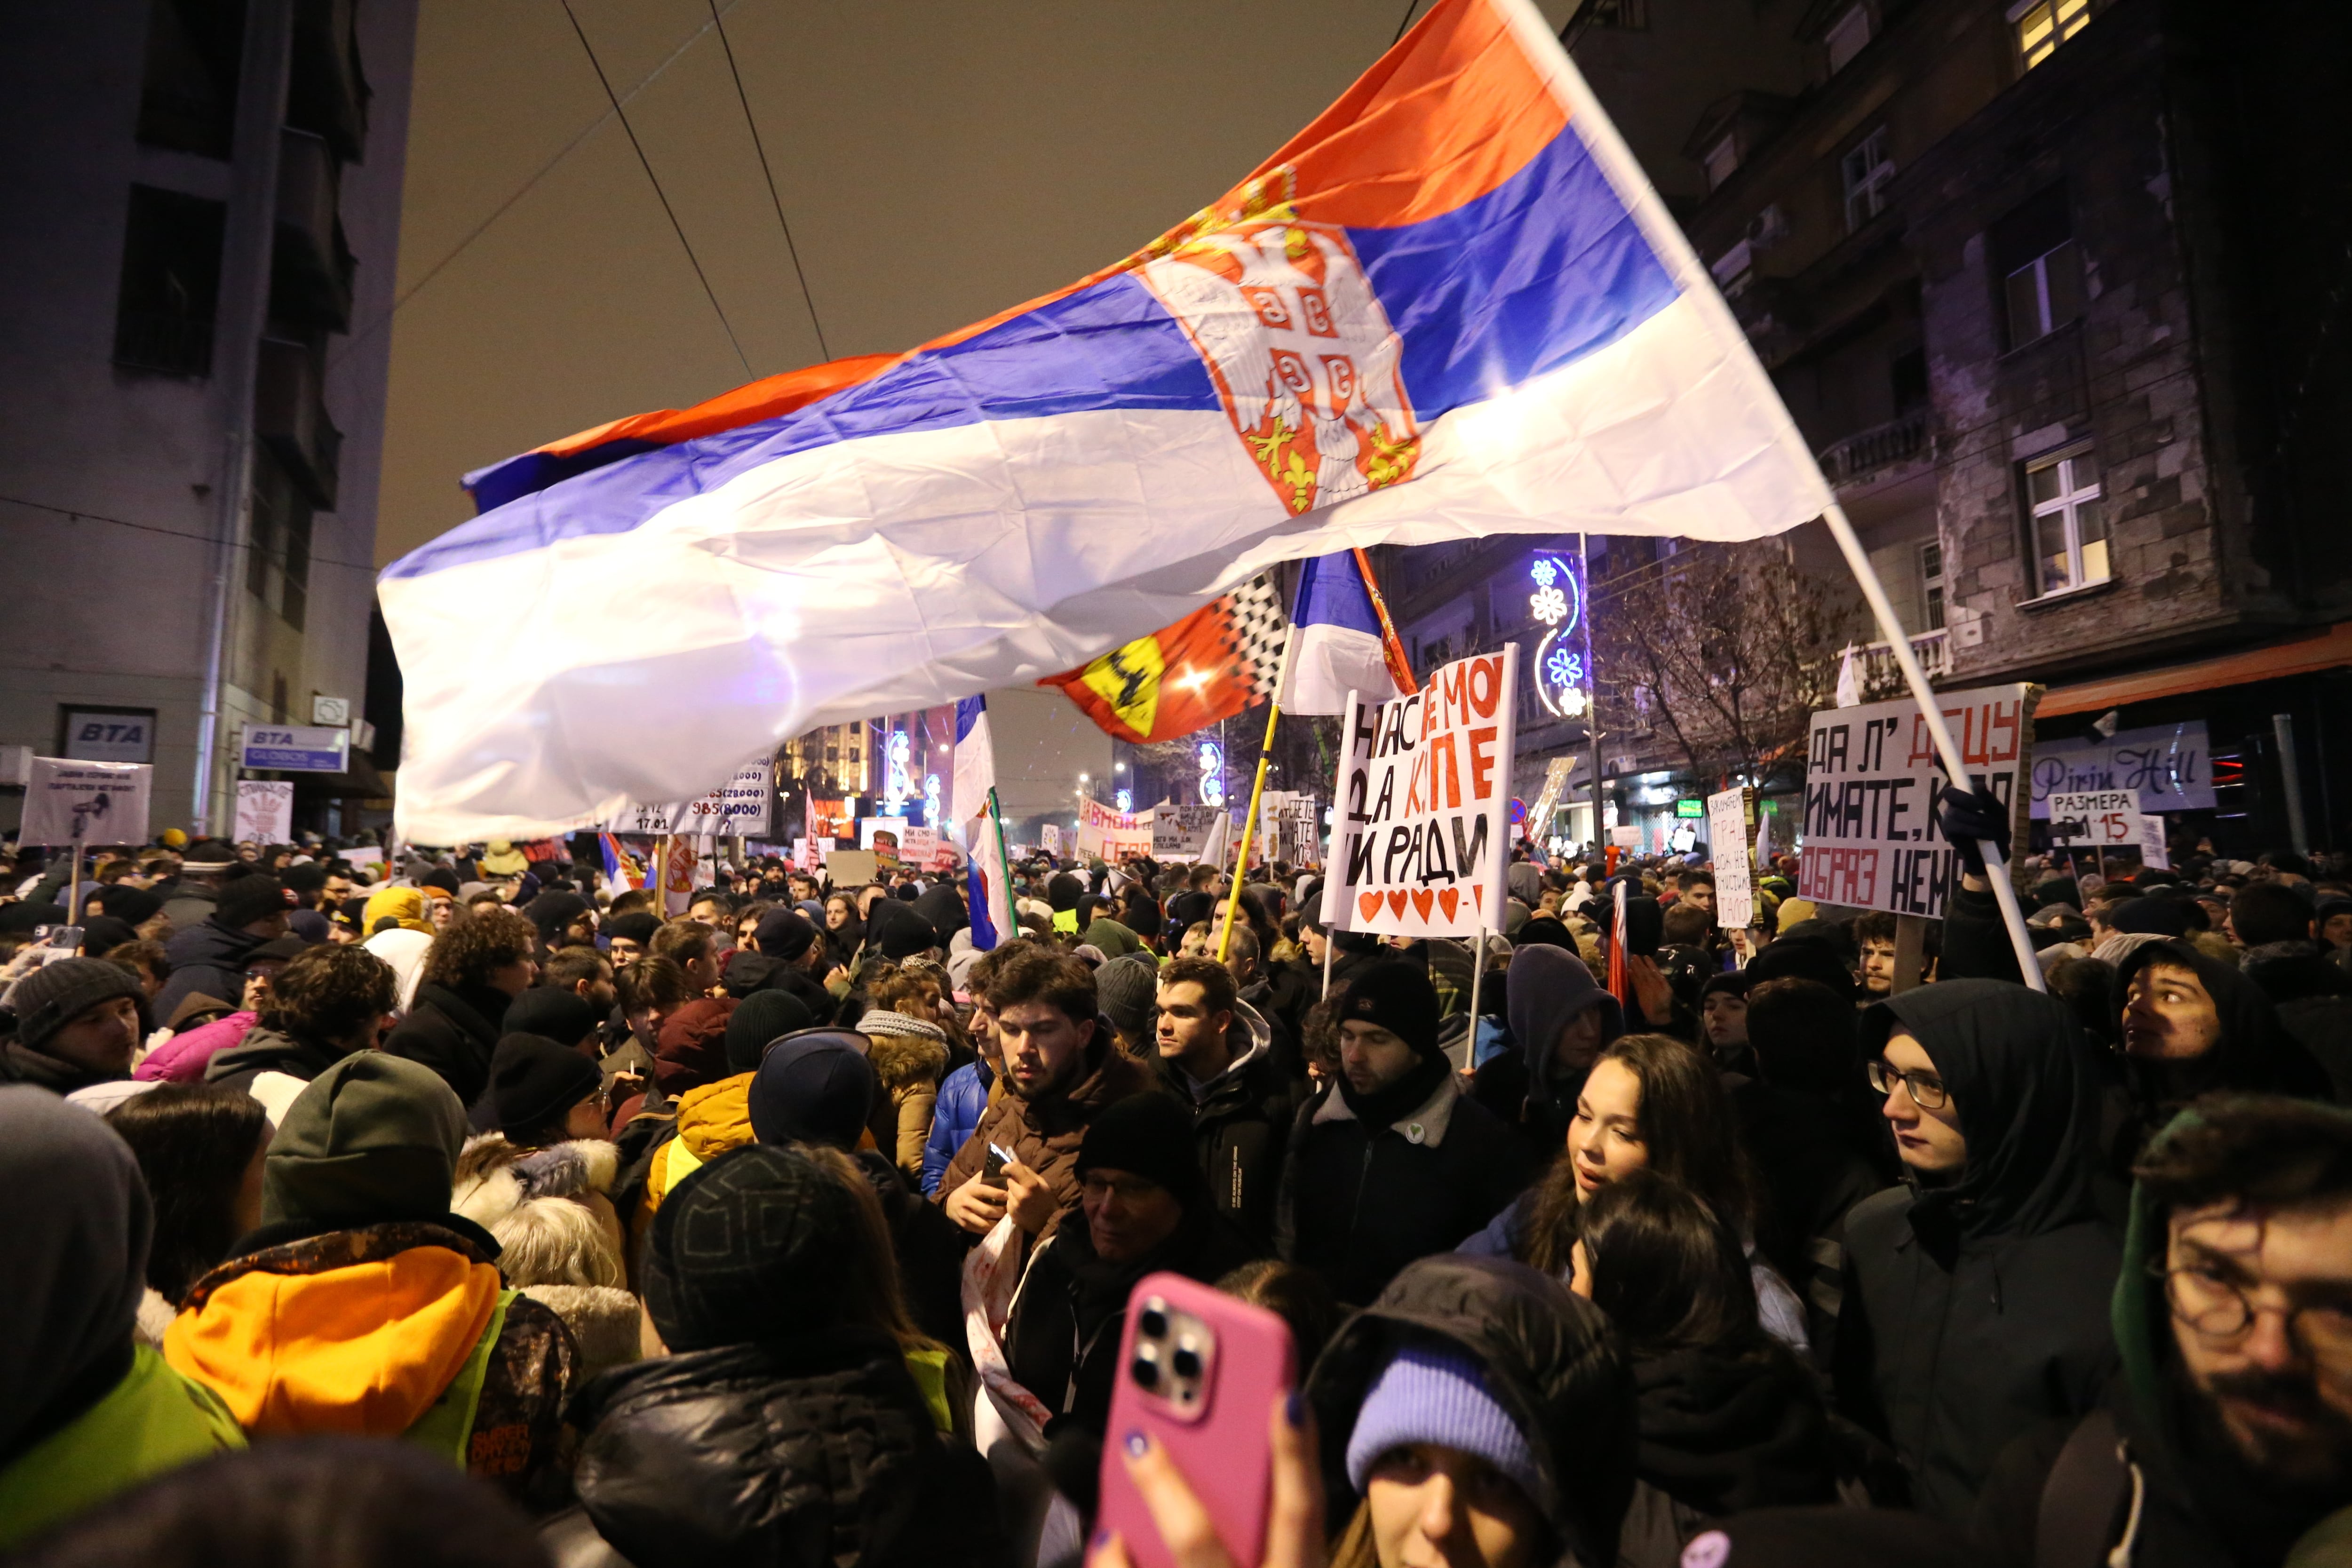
[152,918,267,1022]
[1307,1253,1637,1568]
[1471,944,1624,1155]
[722,949,834,1015]
[2241,939,2352,1101]
[0,1344,245,1549]
[1153,1000,1303,1251]
[869,1029,951,1183]
[0,1040,120,1095]
[921,1059,991,1196]
[1239,965,1311,1079]
[1730,1078,1892,1353]
[1836,981,2122,1522]
[134,1010,257,1082]
[201,1023,351,1094]
[1278,1069,1539,1306]
[383,981,513,1107]
[931,1028,1160,1244]
[451,1134,637,1384]
[570,1328,1009,1568]
[1615,1343,1838,1568]
[849,1149,970,1359]
[642,1072,756,1217]
[163,1218,577,1510]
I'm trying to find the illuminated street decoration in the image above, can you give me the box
[1198,740,1225,808]
[1115,788,1133,813]
[923,772,941,826]
[1528,552,1592,719]
[882,730,912,814]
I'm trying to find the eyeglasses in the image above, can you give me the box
[2156,1259,2352,1366]
[1867,1059,1949,1110]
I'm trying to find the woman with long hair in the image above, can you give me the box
[820,892,864,978]
[105,1085,271,1336]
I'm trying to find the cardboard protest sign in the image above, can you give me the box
[2048,789,2143,850]
[1320,646,1518,939]
[1609,825,1645,851]
[1706,787,1756,929]
[21,758,152,847]
[1152,804,1220,859]
[1040,824,1063,857]
[1799,682,2037,917]
[2139,812,2170,870]
[859,818,906,867]
[825,848,878,886]
[234,780,295,844]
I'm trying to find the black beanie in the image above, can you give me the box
[1076,1091,1206,1207]
[94,884,162,926]
[283,863,328,897]
[726,990,816,1074]
[524,891,593,947]
[644,1144,859,1350]
[747,1030,876,1149]
[607,912,661,947]
[216,875,294,929]
[479,1033,602,1138]
[752,908,818,962]
[2110,896,2190,938]
[501,987,598,1051]
[865,900,939,961]
[1335,962,1443,1061]
[1047,872,1084,912]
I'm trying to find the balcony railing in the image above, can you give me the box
[273,128,355,330]
[1842,627,1952,695]
[1816,408,1929,486]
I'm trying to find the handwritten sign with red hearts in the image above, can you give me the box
[1319,645,1519,939]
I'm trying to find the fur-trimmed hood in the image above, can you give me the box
[865,1029,949,1093]
[452,1133,620,1229]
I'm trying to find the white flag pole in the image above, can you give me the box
[1497,0,2042,991]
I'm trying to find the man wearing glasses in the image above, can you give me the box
[1836,979,2124,1522]
[1977,1096,2352,1565]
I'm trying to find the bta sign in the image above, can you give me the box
[1322,646,1518,939]
[239,725,349,773]
[20,758,153,847]
[2048,789,2143,849]
[1798,683,2037,918]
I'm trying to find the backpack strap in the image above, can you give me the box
[2037,1409,2144,1568]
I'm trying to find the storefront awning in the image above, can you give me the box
[2037,621,2352,718]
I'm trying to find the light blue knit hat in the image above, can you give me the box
[1343,1341,1542,1505]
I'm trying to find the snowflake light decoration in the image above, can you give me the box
[1546,647,1584,687]
[1529,584,1568,625]
[1530,558,1558,589]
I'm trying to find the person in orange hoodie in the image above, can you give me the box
[162,1052,578,1510]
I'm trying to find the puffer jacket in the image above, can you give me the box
[1615,1343,1838,1568]
[571,1328,1009,1568]
[153,918,267,1021]
[920,1059,992,1196]
[642,1072,755,1217]
[135,1009,257,1082]
[1305,1254,1635,1568]
[1836,981,2122,1522]
[931,1027,1158,1244]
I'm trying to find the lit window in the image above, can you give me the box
[1841,127,1894,232]
[1704,134,1739,191]
[1918,539,1946,631]
[2026,450,2107,595]
[2013,0,2090,69]
[1825,4,1872,72]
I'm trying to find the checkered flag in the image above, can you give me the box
[1222,574,1290,704]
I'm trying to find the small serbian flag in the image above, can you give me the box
[382,0,1833,843]
[597,833,643,898]
[1042,577,1286,743]
[1278,553,1414,716]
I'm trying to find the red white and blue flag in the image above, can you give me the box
[381,0,1832,842]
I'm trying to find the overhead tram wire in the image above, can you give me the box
[1391,0,1423,45]
[704,0,832,361]
[557,0,756,380]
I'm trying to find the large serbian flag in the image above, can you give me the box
[380,0,1833,842]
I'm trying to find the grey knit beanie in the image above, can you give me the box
[5,958,146,1053]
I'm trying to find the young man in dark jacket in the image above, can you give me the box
[1837,979,2123,1521]
[1152,955,1302,1250]
[205,944,399,1094]
[1974,1096,2352,1568]
[384,909,537,1106]
[1278,962,1538,1306]
[153,874,295,1020]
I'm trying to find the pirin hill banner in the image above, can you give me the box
[1798,682,2039,919]
[1321,646,1518,939]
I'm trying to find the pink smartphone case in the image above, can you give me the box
[1096,1271,1298,1568]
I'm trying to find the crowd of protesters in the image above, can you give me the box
[0,799,2347,1568]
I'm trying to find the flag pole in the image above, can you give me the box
[1216,695,1283,963]
[1820,502,2043,991]
[1351,548,1418,695]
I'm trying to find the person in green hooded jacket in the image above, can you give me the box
[0,1085,244,1547]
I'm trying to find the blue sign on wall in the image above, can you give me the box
[240,725,349,773]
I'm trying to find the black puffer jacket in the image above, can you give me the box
[153,917,267,1019]
[571,1329,1008,1568]
[1836,980,2122,1522]
[1307,1254,1635,1568]
[383,980,510,1106]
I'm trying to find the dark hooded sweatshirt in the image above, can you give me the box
[1472,944,1624,1155]
[1835,979,2123,1521]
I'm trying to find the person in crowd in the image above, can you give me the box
[1152,954,1298,1250]
[569,1143,1004,1568]
[152,876,293,1020]
[1839,979,2122,1520]
[936,948,1156,1245]
[1473,943,1624,1154]
[383,909,538,1106]
[1698,971,1754,1075]
[1854,912,1904,1000]
[604,910,660,964]
[1280,962,1538,1305]
[503,976,601,1058]
[821,891,865,974]
[723,904,834,1015]
[0,1087,246,1548]
[1571,1169,1837,1564]
[4,1438,551,1568]
[922,941,1022,1197]
[521,891,596,958]
[1217,1257,1343,1375]
[162,1053,576,1508]
[1096,950,1160,1056]
[610,953,695,1088]
[2109,937,2339,1174]
[132,935,302,1084]
[1976,1094,2352,1567]
[649,920,724,997]
[540,943,619,1017]
[104,1084,271,1344]
[860,1002,953,1184]
[1218,919,1310,1076]
[1468,1032,1810,1353]
[1294,1253,1637,1568]
[1007,1092,1260,1460]
[0,955,148,1093]
[202,944,398,1113]
[637,991,795,1217]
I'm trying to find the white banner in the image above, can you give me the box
[21,758,153,848]
[1321,645,1518,939]
[2048,789,2143,851]
[234,780,295,844]
[1706,786,1756,929]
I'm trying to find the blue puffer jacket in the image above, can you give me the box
[920,1059,993,1196]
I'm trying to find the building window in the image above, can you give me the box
[2012,0,2090,69]
[137,0,244,159]
[1991,184,2082,348]
[2026,448,2107,595]
[1703,134,1739,191]
[1918,539,1946,630]
[113,185,226,378]
[1824,4,1873,73]
[1841,127,1894,233]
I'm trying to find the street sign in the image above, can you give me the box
[2047,789,2143,849]
[240,724,350,773]
[1674,797,1705,818]
[62,708,155,764]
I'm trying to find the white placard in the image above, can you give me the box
[1152,804,1220,859]
[1609,825,1645,850]
[1798,683,2036,918]
[2048,789,2143,849]
[234,780,295,844]
[20,758,152,847]
[1041,824,1064,857]
[1321,646,1518,939]
[2138,812,2170,870]
[1706,786,1756,929]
